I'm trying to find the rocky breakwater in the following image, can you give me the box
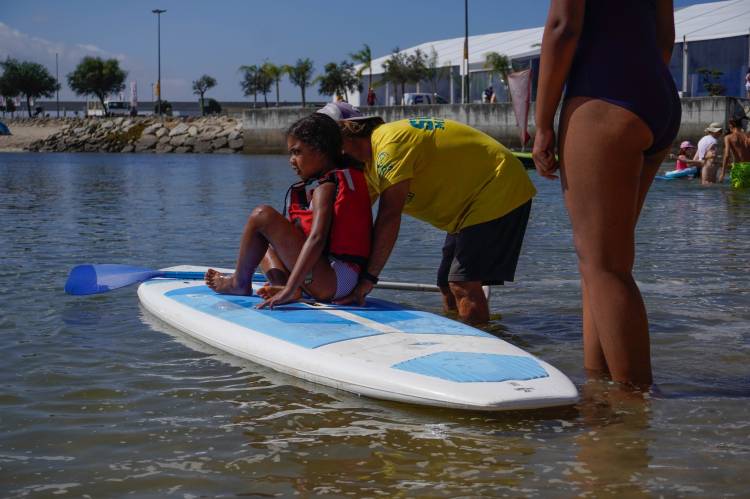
[27,116,244,154]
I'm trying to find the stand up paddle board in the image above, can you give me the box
[138,266,578,411]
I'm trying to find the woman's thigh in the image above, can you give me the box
[559,98,653,270]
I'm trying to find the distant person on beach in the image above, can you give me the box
[695,122,723,184]
[205,113,372,307]
[533,0,680,387]
[745,68,750,99]
[321,102,536,324]
[367,87,377,106]
[719,117,750,184]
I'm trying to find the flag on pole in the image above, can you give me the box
[508,69,532,147]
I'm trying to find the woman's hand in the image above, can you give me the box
[256,285,300,309]
[532,127,560,179]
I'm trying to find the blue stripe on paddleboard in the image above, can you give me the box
[392,352,549,382]
[164,285,384,348]
[356,298,492,338]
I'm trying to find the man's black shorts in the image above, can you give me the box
[437,200,532,287]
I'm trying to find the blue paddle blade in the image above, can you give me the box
[65,264,164,295]
[65,264,266,295]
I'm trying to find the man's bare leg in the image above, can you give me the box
[448,281,489,325]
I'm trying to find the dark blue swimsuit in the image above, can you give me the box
[565,0,681,155]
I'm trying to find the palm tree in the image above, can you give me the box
[316,61,360,101]
[287,58,314,107]
[350,43,373,93]
[483,52,513,101]
[262,62,284,107]
[192,74,217,116]
[239,64,259,105]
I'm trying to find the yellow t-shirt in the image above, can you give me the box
[365,118,536,233]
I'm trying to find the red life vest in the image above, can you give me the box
[285,168,372,267]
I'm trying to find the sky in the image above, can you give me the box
[1,0,712,102]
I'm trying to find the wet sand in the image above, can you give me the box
[0,123,62,152]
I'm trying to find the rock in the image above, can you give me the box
[155,127,168,138]
[212,137,228,149]
[217,128,232,138]
[215,148,235,154]
[155,144,174,154]
[170,135,187,147]
[121,144,134,153]
[100,120,114,129]
[183,136,196,147]
[228,130,241,141]
[158,134,171,144]
[169,123,189,136]
[188,126,198,136]
[143,123,161,135]
[193,140,212,153]
[114,117,124,126]
[135,134,158,151]
[229,138,244,150]
[174,146,192,154]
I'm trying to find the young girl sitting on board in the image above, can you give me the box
[205,112,372,308]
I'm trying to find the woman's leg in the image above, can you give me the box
[579,147,665,378]
[559,97,655,387]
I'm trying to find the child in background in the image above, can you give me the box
[672,140,702,177]
[205,113,372,308]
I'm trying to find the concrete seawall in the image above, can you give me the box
[242,96,749,154]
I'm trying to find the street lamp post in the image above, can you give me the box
[152,9,166,117]
[463,0,469,104]
[55,52,60,117]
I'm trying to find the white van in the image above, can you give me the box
[402,93,448,105]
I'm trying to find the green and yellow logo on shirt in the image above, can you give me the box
[376,151,395,177]
[408,118,445,131]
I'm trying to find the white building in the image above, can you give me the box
[353,0,750,106]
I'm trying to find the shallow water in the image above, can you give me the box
[1,153,748,497]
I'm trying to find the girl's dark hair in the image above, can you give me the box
[339,117,385,140]
[286,113,342,163]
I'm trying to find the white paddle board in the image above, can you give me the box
[138,266,578,411]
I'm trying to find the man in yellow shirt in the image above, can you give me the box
[319,102,536,324]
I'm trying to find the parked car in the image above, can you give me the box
[402,93,448,105]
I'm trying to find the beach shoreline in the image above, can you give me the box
[0,120,63,152]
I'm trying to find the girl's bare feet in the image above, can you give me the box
[256,284,302,301]
[205,268,253,295]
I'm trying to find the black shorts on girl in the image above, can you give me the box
[437,200,531,287]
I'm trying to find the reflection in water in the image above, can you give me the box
[574,380,653,497]
[0,154,748,497]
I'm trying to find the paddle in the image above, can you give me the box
[65,264,441,295]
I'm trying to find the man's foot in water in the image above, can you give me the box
[205,268,253,295]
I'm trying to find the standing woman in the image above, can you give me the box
[532,0,680,387]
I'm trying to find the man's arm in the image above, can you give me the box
[334,179,410,305]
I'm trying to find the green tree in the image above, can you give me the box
[205,98,221,115]
[697,68,726,96]
[0,58,60,117]
[239,64,259,105]
[425,46,450,99]
[407,48,428,90]
[255,65,274,107]
[262,62,284,107]
[67,56,127,116]
[483,52,513,100]
[192,74,217,116]
[316,61,360,101]
[350,44,373,91]
[382,48,410,104]
[287,58,314,107]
